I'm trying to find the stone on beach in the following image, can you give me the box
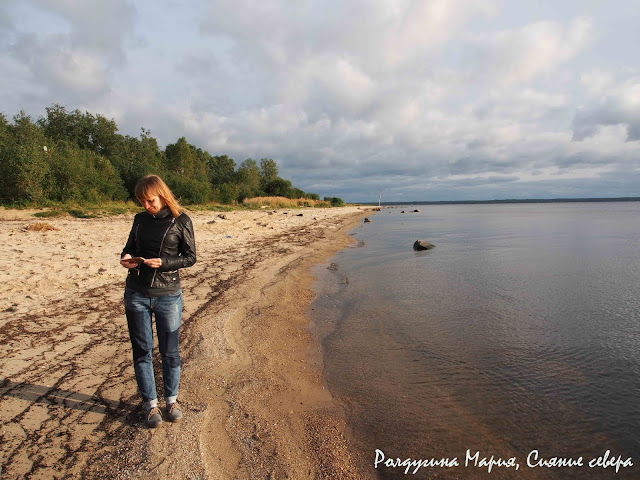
[413,240,435,250]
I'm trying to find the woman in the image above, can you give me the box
[120,174,196,428]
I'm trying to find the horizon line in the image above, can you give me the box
[353,196,640,205]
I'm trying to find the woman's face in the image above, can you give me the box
[139,195,165,215]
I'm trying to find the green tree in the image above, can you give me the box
[264,177,293,198]
[0,114,10,200]
[208,154,236,186]
[219,182,241,204]
[0,112,49,203]
[166,173,211,204]
[91,114,119,157]
[259,158,278,189]
[164,137,207,178]
[108,129,165,198]
[291,188,305,199]
[163,137,210,203]
[165,137,194,176]
[38,104,121,158]
[47,140,126,203]
[39,105,93,150]
[237,158,261,198]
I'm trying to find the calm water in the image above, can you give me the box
[310,203,640,479]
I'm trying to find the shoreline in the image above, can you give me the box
[0,206,373,479]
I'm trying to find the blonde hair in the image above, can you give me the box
[135,175,182,217]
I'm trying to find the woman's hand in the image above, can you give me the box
[120,254,138,269]
[144,258,163,269]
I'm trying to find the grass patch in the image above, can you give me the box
[68,209,98,219]
[28,201,140,218]
[188,203,235,212]
[33,210,67,218]
[242,196,330,209]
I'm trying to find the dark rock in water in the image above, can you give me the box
[413,240,435,250]
[364,218,372,223]
[401,210,405,213]
[413,209,421,213]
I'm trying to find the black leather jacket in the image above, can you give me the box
[121,208,196,295]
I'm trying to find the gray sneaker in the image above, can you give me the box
[146,406,163,428]
[166,402,183,423]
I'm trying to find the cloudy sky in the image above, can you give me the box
[1,0,639,202]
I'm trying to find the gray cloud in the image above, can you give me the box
[1,0,136,109]
[27,0,135,63]
[572,90,640,142]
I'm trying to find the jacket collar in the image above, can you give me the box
[152,206,172,219]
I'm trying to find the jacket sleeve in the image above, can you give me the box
[121,218,138,258]
[159,214,197,271]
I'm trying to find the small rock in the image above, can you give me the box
[413,209,421,213]
[364,218,372,223]
[413,240,435,251]
[217,214,227,220]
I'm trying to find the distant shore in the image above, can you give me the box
[0,206,372,479]
[358,196,640,206]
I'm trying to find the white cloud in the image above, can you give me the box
[13,35,109,94]
[27,0,136,62]
[469,17,593,84]
[581,69,615,97]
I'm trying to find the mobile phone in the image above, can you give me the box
[124,257,145,264]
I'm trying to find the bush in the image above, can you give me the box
[263,178,293,198]
[323,196,345,207]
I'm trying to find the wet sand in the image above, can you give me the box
[0,206,373,479]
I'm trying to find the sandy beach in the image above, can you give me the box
[0,205,373,479]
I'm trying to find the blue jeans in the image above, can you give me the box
[124,287,182,407]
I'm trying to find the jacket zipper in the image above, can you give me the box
[150,218,176,287]
[134,224,141,276]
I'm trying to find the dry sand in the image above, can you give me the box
[0,205,375,479]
